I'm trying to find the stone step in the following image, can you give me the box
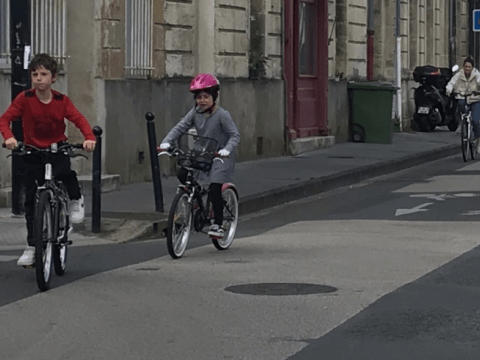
[0,174,121,208]
[289,135,336,155]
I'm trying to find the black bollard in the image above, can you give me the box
[145,112,164,212]
[91,126,103,233]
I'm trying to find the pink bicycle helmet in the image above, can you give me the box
[189,73,220,93]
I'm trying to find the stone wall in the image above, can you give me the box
[102,78,285,183]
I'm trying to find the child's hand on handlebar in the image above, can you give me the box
[159,143,171,150]
[4,137,17,150]
[83,140,96,152]
[218,148,230,157]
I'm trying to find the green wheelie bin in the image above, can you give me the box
[347,81,398,144]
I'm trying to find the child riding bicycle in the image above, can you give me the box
[0,53,96,266]
[446,56,480,151]
[159,73,240,238]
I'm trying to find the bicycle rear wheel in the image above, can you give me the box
[470,125,477,160]
[461,119,469,162]
[53,201,69,275]
[166,191,192,259]
[212,188,238,250]
[34,191,54,291]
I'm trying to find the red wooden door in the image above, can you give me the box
[285,0,328,139]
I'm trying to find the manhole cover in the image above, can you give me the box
[225,283,337,296]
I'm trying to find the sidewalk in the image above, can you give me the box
[0,128,459,247]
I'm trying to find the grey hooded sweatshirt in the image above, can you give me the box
[162,106,240,184]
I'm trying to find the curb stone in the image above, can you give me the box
[83,143,458,243]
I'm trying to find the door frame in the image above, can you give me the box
[284,0,328,140]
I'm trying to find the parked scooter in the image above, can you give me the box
[412,65,458,132]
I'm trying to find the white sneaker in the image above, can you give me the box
[70,195,85,224]
[17,246,35,266]
[208,224,225,238]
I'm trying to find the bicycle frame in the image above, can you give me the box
[177,171,213,234]
[35,164,69,243]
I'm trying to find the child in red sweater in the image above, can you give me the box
[0,53,96,266]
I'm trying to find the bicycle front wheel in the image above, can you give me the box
[461,119,469,162]
[53,201,69,276]
[212,188,238,251]
[34,191,54,291]
[167,191,192,259]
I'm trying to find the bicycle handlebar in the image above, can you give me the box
[157,146,229,160]
[2,141,86,158]
[451,91,480,99]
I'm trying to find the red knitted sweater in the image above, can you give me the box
[0,89,95,148]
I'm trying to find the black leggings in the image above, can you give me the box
[24,152,81,245]
[209,183,223,226]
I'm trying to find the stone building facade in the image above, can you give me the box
[0,0,474,199]
[327,0,470,136]
[0,0,285,192]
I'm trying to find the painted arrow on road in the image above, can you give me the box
[395,202,433,216]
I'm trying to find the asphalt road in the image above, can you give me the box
[2,155,480,359]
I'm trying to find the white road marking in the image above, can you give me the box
[410,193,453,201]
[0,255,17,262]
[457,162,480,171]
[409,193,478,200]
[394,175,480,193]
[395,202,433,216]
[461,210,480,216]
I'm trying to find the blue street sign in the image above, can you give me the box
[474,9,480,32]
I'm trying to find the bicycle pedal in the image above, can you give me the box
[23,264,35,269]
[209,235,223,240]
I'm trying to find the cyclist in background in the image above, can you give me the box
[446,56,480,151]
[159,73,240,238]
[0,53,96,266]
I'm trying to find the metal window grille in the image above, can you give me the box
[31,0,67,66]
[0,0,10,66]
[125,0,153,77]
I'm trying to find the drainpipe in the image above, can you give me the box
[367,0,374,80]
[448,0,456,68]
[395,0,402,131]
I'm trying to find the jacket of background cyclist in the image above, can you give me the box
[446,68,480,104]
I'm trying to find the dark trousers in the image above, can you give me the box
[24,152,81,245]
[209,183,223,226]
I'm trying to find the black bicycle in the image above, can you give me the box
[4,142,86,291]
[453,92,480,162]
[159,133,239,259]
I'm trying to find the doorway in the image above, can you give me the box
[284,0,328,140]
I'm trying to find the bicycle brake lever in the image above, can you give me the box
[71,153,88,159]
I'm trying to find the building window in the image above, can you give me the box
[0,0,10,67]
[298,1,316,76]
[31,0,67,66]
[125,0,153,78]
[0,0,66,69]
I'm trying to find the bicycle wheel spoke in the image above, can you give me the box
[167,192,192,259]
[34,191,54,291]
[212,188,238,251]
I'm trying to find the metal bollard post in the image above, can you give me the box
[91,126,103,233]
[145,112,164,212]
